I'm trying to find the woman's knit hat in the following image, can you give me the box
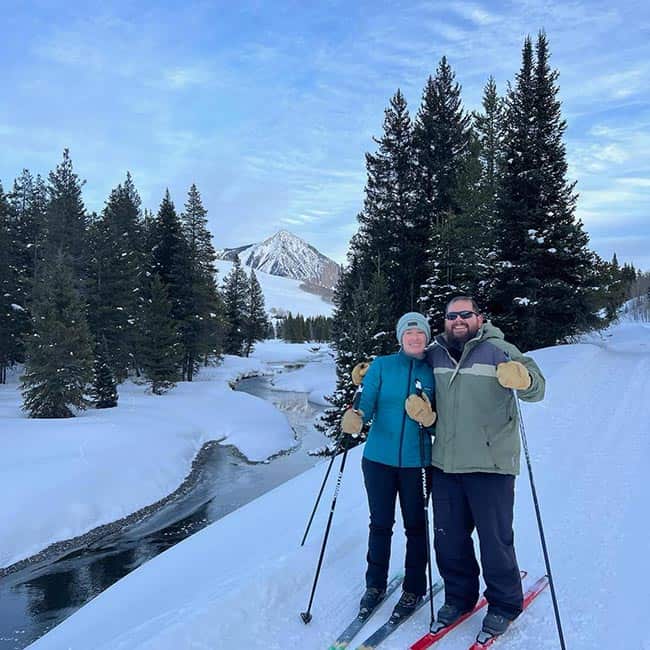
[396,312,431,345]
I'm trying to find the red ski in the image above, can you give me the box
[468,575,549,649]
[409,571,527,650]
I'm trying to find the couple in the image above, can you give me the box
[341,296,545,639]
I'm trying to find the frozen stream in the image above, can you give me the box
[0,369,332,650]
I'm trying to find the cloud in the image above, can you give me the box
[160,66,213,90]
[616,177,650,188]
[450,2,502,26]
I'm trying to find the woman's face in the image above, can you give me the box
[402,328,427,356]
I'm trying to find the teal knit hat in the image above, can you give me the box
[396,312,431,345]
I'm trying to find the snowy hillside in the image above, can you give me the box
[217,230,340,289]
[28,321,650,649]
[216,258,333,318]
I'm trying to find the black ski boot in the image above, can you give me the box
[430,602,472,632]
[476,611,512,643]
[389,591,422,623]
[359,586,386,618]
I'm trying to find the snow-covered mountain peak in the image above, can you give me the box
[217,230,340,289]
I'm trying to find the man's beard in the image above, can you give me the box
[446,322,479,348]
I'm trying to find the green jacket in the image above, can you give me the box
[425,322,545,475]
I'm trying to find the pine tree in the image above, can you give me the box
[243,270,267,356]
[487,33,600,349]
[356,89,419,322]
[45,149,88,284]
[179,184,224,378]
[0,182,27,383]
[86,175,143,381]
[149,189,200,378]
[139,275,182,394]
[222,257,248,355]
[91,339,119,408]
[414,57,475,324]
[472,77,505,301]
[21,253,94,417]
[4,171,48,382]
[9,169,48,293]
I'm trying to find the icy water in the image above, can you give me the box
[0,370,331,650]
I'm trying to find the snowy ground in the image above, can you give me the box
[0,341,334,570]
[25,320,650,649]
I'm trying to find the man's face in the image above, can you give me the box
[444,300,483,345]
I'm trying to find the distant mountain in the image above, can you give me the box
[216,230,340,290]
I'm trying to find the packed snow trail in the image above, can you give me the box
[28,322,650,649]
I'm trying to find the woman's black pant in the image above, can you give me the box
[362,457,432,596]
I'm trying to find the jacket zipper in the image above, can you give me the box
[398,359,413,467]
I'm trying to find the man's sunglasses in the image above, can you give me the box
[445,310,478,320]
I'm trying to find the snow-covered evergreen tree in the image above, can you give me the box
[9,169,48,298]
[91,339,119,408]
[487,33,600,349]
[139,274,182,394]
[243,270,267,357]
[415,57,474,324]
[21,253,94,417]
[45,149,89,284]
[149,189,202,378]
[222,257,248,355]
[86,175,143,381]
[180,184,224,377]
[471,77,505,302]
[0,182,27,383]
[356,89,419,322]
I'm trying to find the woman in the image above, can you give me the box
[341,312,437,621]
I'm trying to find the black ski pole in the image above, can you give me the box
[300,381,364,547]
[511,385,567,650]
[300,435,350,623]
[300,449,337,547]
[415,379,436,629]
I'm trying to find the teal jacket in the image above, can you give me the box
[358,350,434,468]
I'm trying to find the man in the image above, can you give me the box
[405,296,545,640]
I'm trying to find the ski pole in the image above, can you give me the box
[511,384,567,650]
[300,450,337,547]
[415,379,435,629]
[300,383,364,546]
[300,435,350,623]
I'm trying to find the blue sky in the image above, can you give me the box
[1,0,649,269]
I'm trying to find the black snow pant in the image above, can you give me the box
[431,467,523,620]
[362,457,432,597]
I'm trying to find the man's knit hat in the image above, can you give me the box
[396,312,431,345]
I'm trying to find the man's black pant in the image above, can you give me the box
[431,467,523,619]
[362,457,432,596]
